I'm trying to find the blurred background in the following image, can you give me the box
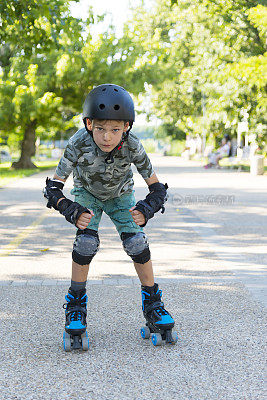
[0,0,266,179]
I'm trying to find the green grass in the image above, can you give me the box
[0,160,59,187]
[219,158,267,174]
[219,158,249,171]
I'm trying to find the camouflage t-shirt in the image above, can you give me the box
[55,128,154,201]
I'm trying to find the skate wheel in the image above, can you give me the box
[63,331,71,352]
[171,331,178,344]
[81,332,89,351]
[151,333,162,346]
[140,326,150,339]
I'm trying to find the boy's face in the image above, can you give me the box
[86,119,129,152]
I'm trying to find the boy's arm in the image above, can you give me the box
[129,173,160,226]
[144,172,159,186]
[43,138,92,228]
[130,172,168,227]
[53,173,66,183]
[130,135,154,180]
[130,135,168,227]
[43,173,93,229]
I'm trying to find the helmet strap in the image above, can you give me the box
[104,129,130,164]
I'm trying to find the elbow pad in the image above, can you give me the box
[134,182,168,227]
[43,178,65,210]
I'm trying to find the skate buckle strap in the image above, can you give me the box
[145,300,165,315]
[64,305,87,321]
[63,292,87,303]
[63,296,87,308]
[63,293,87,321]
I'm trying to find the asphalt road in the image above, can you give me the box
[0,155,266,400]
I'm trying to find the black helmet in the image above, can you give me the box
[83,84,135,125]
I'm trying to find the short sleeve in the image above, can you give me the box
[130,137,154,179]
[55,139,78,180]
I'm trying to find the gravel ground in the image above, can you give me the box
[0,284,265,400]
[0,156,266,399]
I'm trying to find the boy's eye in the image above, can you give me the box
[94,127,120,133]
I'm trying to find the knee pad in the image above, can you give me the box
[121,232,151,264]
[72,229,100,265]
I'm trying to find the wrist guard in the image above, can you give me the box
[57,198,91,225]
[43,178,90,226]
[134,182,168,227]
[43,178,65,210]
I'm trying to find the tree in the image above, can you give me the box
[0,1,138,168]
[217,4,267,148]
[0,0,83,168]
[121,0,266,146]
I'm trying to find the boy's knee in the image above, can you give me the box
[72,229,100,265]
[121,232,150,264]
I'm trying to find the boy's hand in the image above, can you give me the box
[129,207,146,226]
[76,209,94,230]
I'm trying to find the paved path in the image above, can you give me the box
[0,155,266,400]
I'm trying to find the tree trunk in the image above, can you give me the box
[12,120,37,169]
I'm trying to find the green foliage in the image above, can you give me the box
[247,5,267,37]
[122,0,266,148]
[0,0,73,56]
[0,1,141,167]
[0,0,84,165]
[141,139,157,153]
[155,123,186,141]
[165,140,186,156]
[1,0,266,167]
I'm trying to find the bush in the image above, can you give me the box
[141,139,158,153]
[165,140,186,156]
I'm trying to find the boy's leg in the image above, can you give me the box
[71,261,90,291]
[71,259,154,287]
[133,259,154,286]
[64,241,97,339]
[104,192,153,285]
[70,227,100,293]
[137,260,176,341]
[64,238,98,339]
[70,187,103,290]
[104,192,175,339]
[63,189,103,342]
[72,261,90,282]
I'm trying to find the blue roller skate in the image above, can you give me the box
[62,288,89,351]
[140,283,178,346]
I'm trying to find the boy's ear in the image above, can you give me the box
[86,118,93,131]
[124,121,130,132]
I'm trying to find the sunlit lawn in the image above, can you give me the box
[219,157,267,174]
[219,158,250,171]
[0,160,59,187]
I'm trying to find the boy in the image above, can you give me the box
[44,84,176,348]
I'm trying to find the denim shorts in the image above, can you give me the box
[71,187,144,236]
